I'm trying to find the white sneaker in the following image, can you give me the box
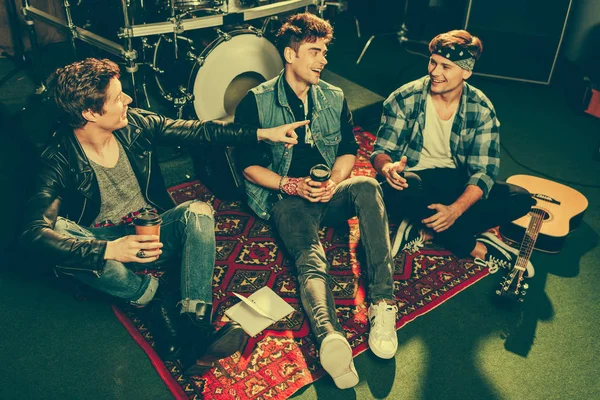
[368,301,398,359]
[320,333,359,389]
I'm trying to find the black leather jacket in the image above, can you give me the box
[20,108,259,275]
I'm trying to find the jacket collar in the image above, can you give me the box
[57,117,142,199]
[54,126,94,197]
[275,70,331,114]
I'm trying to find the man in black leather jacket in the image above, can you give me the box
[19,58,306,375]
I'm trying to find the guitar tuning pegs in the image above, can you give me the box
[518,298,525,303]
[522,283,529,290]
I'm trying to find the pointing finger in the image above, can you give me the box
[289,120,310,128]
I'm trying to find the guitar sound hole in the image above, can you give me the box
[530,208,550,220]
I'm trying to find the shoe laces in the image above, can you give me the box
[403,235,425,254]
[371,303,398,334]
[474,255,510,274]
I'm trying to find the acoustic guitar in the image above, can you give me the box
[496,175,588,302]
[501,175,588,254]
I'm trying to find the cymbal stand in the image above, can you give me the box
[356,0,428,65]
[19,0,46,93]
[1,0,26,89]
[120,0,140,107]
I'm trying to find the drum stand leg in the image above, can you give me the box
[119,0,142,107]
[1,0,26,90]
[62,0,79,57]
[20,0,46,94]
[141,81,151,109]
[125,61,139,107]
[355,0,429,65]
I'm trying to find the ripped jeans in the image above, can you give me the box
[54,200,215,311]
[271,176,395,343]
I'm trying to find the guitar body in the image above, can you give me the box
[501,175,588,253]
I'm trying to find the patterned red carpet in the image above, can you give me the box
[113,128,490,399]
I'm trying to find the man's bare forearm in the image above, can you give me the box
[373,153,393,175]
[243,166,282,189]
[330,154,356,183]
[451,184,483,216]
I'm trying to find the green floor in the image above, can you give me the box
[1,11,599,400]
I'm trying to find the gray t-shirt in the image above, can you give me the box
[89,141,152,226]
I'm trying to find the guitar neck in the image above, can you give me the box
[515,208,545,271]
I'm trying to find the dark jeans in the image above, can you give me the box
[382,168,534,258]
[271,176,395,343]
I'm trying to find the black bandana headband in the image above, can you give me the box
[433,44,476,71]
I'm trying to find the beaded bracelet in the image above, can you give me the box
[279,175,287,193]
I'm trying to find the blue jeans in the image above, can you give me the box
[54,200,216,311]
[271,176,395,343]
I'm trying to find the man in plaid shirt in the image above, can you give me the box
[371,30,535,275]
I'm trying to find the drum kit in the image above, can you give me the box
[20,0,325,120]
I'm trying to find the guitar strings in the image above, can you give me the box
[504,208,545,296]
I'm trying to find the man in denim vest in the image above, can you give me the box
[235,13,397,389]
[372,30,534,275]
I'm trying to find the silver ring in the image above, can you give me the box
[136,249,146,258]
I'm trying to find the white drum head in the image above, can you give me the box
[192,33,283,121]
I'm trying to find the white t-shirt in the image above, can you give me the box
[407,93,457,171]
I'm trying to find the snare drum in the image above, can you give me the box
[152,28,283,120]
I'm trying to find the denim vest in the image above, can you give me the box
[244,71,344,219]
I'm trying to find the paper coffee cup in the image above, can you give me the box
[133,211,162,249]
[310,164,332,187]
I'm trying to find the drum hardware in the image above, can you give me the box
[150,64,164,74]
[113,0,315,38]
[215,28,232,41]
[21,0,315,112]
[21,1,137,61]
[316,0,347,16]
[259,16,273,35]
[167,16,186,34]
[247,24,264,37]
[171,87,195,118]
[141,81,152,108]
[175,86,195,104]
[141,37,154,49]
[186,51,203,65]
[63,0,79,53]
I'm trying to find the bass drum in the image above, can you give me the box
[153,28,283,121]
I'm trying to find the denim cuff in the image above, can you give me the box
[129,275,159,307]
[179,299,210,314]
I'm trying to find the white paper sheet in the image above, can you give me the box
[225,286,295,337]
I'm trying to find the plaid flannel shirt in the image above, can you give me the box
[371,76,501,198]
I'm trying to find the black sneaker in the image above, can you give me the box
[477,232,535,278]
[391,219,425,256]
[475,234,517,275]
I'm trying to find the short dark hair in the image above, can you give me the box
[47,58,121,129]
[275,12,334,61]
[429,30,483,60]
